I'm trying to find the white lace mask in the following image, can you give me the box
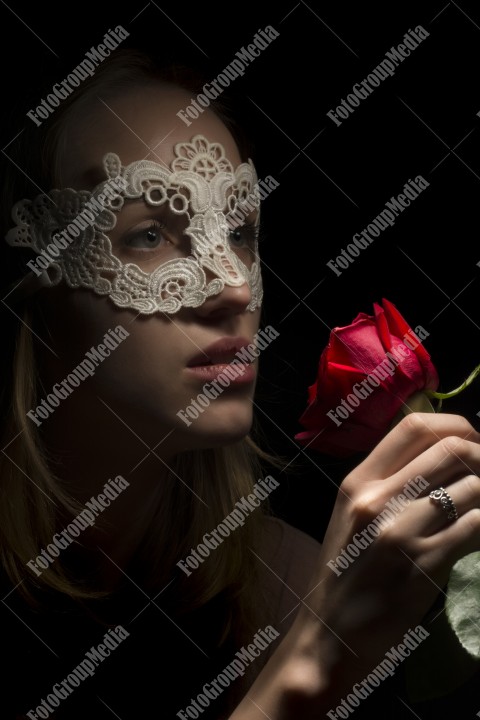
[5,135,263,315]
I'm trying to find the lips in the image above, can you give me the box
[187,336,252,367]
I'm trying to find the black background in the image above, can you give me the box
[1,0,480,552]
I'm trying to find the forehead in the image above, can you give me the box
[56,83,243,189]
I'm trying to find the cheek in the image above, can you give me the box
[92,346,173,404]
[40,288,125,358]
[96,324,176,384]
[37,290,176,392]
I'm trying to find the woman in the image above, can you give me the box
[1,49,480,719]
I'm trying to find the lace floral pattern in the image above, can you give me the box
[6,136,263,315]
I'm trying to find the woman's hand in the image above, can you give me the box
[231,412,480,718]
[295,412,480,688]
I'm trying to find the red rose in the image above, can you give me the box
[295,298,439,457]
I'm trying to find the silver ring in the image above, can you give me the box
[429,487,459,521]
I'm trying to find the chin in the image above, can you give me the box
[175,402,254,447]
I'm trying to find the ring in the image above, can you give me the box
[429,487,459,521]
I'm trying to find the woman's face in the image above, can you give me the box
[38,83,262,453]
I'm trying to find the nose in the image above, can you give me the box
[192,269,253,319]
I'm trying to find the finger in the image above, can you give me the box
[418,475,480,535]
[423,506,480,578]
[356,413,480,480]
[388,508,480,596]
[385,435,480,498]
[370,466,479,540]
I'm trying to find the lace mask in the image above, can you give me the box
[5,135,263,314]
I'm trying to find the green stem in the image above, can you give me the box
[426,363,480,401]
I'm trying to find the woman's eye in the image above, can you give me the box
[228,224,258,249]
[125,221,167,249]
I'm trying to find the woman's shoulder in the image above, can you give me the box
[256,514,322,630]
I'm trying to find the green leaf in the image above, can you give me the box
[404,607,480,701]
[445,552,480,659]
